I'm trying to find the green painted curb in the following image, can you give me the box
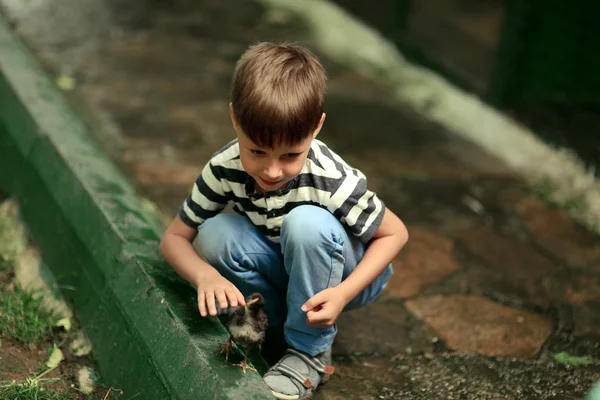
[0,17,273,400]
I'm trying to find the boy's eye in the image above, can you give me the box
[284,153,301,159]
[251,149,266,156]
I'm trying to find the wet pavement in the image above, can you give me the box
[2,0,600,398]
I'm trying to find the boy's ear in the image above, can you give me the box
[313,113,326,138]
[229,102,238,130]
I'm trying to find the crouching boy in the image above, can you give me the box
[160,42,408,399]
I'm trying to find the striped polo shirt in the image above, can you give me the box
[179,138,385,244]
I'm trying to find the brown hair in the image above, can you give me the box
[231,42,326,149]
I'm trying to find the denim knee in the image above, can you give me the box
[281,206,342,247]
[196,213,242,264]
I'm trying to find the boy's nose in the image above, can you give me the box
[263,163,282,180]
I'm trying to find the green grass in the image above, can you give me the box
[0,378,78,400]
[0,283,59,345]
[0,202,63,346]
[0,255,11,271]
[551,351,594,367]
[0,203,27,268]
[0,201,138,399]
[0,376,140,400]
[0,379,117,400]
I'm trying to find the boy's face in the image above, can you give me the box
[230,105,325,193]
[237,130,314,192]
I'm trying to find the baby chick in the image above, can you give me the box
[221,292,268,373]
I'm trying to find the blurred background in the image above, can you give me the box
[333,0,600,169]
[2,0,599,216]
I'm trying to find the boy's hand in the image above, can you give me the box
[301,287,347,329]
[196,270,246,317]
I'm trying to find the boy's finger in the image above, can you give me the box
[301,299,316,312]
[198,291,207,317]
[306,311,334,329]
[306,310,324,324]
[206,291,217,316]
[224,288,238,308]
[215,288,228,310]
[308,320,330,329]
[302,293,325,312]
[235,288,246,306]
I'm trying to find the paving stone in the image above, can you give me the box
[571,301,600,337]
[457,225,563,278]
[343,151,504,182]
[567,273,600,304]
[430,263,553,309]
[405,295,553,357]
[505,193,600,271]
[456,225,572,308]
[121,157,203,185]
[335,301,412,355]
[386,227,460,299]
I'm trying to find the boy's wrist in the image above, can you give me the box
[334,283,357,306]
[192,265,221,288]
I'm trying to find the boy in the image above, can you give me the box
[160,42,408,399]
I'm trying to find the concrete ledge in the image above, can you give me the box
[0,17,272,400]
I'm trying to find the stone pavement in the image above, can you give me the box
[2,0,599,398]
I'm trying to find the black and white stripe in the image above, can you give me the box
[179,139,385,243]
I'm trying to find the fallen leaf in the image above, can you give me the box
[77,367,95,394]
[55,317,71,332]
[46,344,64,369]
[56,76,76,91]
[70,331,93,356]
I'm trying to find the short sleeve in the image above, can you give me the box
[178,161,228,229]
[327,175,385,243]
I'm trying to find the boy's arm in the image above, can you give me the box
[335,207,407,303]
[302,207,408,327]
[160,215,246,316]
[160,216,212,287]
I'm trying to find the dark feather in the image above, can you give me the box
[227,292,268,352]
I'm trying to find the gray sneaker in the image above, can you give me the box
[263,347,334,399]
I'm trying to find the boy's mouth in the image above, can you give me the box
[259,177,282,186]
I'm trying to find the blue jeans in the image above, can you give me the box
[196,205,393,356]
[588,380,600,400]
